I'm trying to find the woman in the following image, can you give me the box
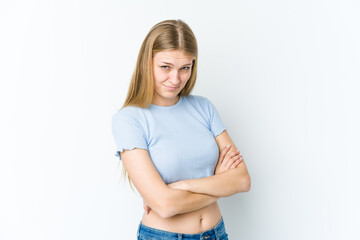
[112,19,251,240]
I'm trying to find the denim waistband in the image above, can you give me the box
[136,216,227,240]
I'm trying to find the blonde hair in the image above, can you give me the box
[120,19,198,187]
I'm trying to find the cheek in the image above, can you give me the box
[153,70,165,84]
[181,71,192,82]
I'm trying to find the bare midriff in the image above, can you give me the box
[141,201,222,234]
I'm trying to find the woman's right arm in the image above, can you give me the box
[120,148,219,218]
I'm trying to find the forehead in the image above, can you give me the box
[153,50,194,62]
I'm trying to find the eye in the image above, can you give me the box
[161,66,169,70]
[181,66,191,70]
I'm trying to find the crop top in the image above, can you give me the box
[111,94,226,184]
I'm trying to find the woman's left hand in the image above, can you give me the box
[143,198,151,214]
[214,145,243,175]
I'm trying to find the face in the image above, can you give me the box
[152,50,194,106]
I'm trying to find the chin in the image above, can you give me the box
[161,90,179,96]
[161,94,178,100]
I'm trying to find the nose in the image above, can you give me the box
[168,70,181,85]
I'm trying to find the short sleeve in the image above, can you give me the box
[205,97,227,138]
[111,110,148,161]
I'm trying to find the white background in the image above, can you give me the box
[0,0,359,239]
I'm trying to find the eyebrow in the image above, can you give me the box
[161,61,193,66]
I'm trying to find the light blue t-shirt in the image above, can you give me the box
[111,94,226,184]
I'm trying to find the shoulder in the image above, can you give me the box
[183,94,218,112]
[112,105,149,127]
[184,94,208,102]
[113,105,146,119]
[183,94,212,107]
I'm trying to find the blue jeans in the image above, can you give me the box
[136,216,229,240]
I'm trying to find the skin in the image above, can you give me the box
[152,50,193,107]
[121,50,251,234]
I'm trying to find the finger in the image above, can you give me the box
[143,198,150,213]
[220,145,231,159]
[230,159,242,169]
[231,154,244,166]
[225,149,240,160]
[232,155,245,168]
[219,144,231,163]
[144,203,149,214]
[223,150,240,166]
[228,153,244,168]
[225,154,241,169]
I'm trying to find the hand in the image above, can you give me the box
[167,181,187,191]
[214,145,244,175]
[143,198,151,214]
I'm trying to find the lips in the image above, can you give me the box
[164,85,179,91]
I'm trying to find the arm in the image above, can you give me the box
[168,164,250,197]
[168,130,251,197]
[120,148,220,218]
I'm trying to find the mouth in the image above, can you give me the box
[164,85,179,91]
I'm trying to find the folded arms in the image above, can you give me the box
[120,130,251,218]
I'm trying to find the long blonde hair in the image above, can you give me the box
[120,19,198,187]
